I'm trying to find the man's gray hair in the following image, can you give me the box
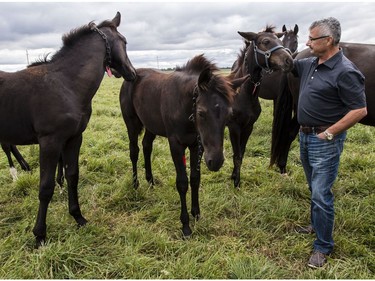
[310,17,341,45]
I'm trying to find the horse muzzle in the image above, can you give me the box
[123,67,137,81]
[204,152,224,172]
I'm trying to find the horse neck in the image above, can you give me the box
[51,34,106,104]
[241,46,263,96]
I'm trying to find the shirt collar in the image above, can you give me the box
[314,48,343,69]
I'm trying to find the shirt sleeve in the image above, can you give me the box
[338,70,367,110]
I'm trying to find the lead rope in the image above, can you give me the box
[188,85,203,172]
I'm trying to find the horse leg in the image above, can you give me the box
[169,139,191,237]
[277,116,300,174]
[62,134,87,227]
[228,125,242,188]
[10,145,31,171]
[240,123,254,159]
[33,137,61,247]
[56,155,65,187]
[1,143,17,181]
[189,144,201,219]
[142,130,156,186]
[125,119,143,189]
[236,123,254,187]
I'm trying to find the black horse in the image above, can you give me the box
[120,54,248,237]
[258,24,299,101]
[271,42,375,174]
[0,12,136,247]
[227,26,294,188]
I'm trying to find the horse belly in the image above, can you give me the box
[137,110,167,137]
[0,105,37,144]
[0,119,37,145]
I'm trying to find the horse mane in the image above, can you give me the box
[176,54,219,74]
[176,54,234,104]
[28,19,115,67]
[263,25,276,33]
[28,55,51,68]
[212,73,235,105]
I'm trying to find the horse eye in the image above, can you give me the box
[262,39,270,45]
[197,110,206,119]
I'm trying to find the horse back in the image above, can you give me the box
[340,43,375,125]
[121,68,196,140]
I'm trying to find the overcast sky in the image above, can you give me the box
[1,1,374,72]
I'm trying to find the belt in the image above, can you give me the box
[299,125,330,134]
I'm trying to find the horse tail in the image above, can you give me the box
[270,73,293,167]
[120,78,144,136]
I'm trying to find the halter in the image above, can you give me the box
[242,41,285,94]
[90,23,112,67]
[188,84,203,171]
[253,44,285,73]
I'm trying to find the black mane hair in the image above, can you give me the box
[28,19,115,67]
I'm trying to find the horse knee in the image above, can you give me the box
[38,184,55,202]
[176,179,188,194]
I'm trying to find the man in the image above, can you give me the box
[293,17,367,268]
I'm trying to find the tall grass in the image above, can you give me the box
[0,75,374,279]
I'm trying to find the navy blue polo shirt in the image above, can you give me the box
[294,49,366,126]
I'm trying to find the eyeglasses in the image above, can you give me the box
[308,35,330,42]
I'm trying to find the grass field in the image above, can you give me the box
[0,75,374,279]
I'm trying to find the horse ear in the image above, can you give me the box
[238,31,257,42]
[282,25,287,33]
[112,12,121,27]
[275,32,284,38]
[294,24,299,35]
[198,68,212,90]
[230,74,250,90]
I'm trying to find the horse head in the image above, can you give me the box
[93,12,136,81]
[282,24,299,54]
[194,68,246,172]
[238,26,294,73]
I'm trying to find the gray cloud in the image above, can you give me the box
[0,2,374,72]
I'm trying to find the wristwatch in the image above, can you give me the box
[324,130,334,141]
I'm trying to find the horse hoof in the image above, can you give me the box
[133,179,139,189]
[191,212,201,221]
[35,236,46,249]
[233,179,240,188]
[182,226,192,238]
[279,167,287,174]
[146,176,154,186]
[76,216,88,227]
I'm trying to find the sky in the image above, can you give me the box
[0,1,374,72]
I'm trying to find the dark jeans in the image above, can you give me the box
[299,131,346,254]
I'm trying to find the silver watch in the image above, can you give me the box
[324,130,334,141]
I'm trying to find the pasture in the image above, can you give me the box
[0,74,374,279]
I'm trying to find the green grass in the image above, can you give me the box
[0,75,374,279]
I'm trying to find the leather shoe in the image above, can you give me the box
[295,224,315,234]
[307,250,327,268]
